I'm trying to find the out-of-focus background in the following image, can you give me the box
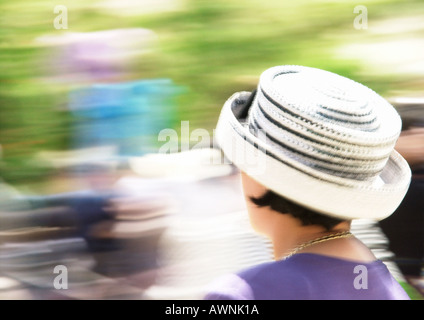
[0,0,423,299]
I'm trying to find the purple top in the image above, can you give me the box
[204,253,410,300]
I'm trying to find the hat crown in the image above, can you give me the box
[248,66,402,182]
[274,71,378,131]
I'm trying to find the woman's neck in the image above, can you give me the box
[269,218,375,262]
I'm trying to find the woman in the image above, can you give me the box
[204,65,411,300]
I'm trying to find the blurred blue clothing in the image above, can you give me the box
[69,79,182,156]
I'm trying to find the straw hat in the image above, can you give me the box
[215,65,411,220]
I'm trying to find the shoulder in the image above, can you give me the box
[204,254,411,300]
[203,273,254,300]
[203,259,305,300]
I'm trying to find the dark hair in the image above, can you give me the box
[250,190,346,231]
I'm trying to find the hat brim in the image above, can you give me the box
[216,92,412,221]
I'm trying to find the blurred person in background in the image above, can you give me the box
[379,100,424,291]
[1,26,181,296]
[38,28,180,159]
[204,65,412,300]
[0,28,183,298]
[0,158,173,299]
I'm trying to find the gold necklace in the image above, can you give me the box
[285,231,353,259]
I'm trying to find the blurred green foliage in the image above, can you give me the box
[0,0,423,184]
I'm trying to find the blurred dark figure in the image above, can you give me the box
[380,99,424,280]
[0,162,171,299]
[42,164,170,286]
